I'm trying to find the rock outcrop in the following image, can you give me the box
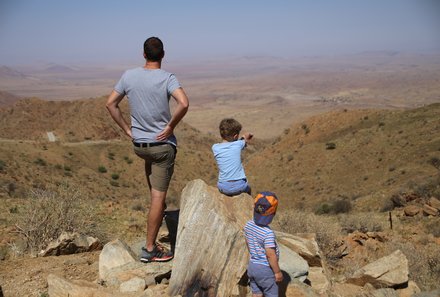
[347,249,409,288]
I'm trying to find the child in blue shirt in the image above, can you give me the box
[244,192,282,297]
[212,118,252,196]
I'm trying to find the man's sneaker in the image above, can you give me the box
[140,245,173,263]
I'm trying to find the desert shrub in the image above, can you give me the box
[315,203,331,215]
[34,158,47,166]
[54,164,62,170]
[425,219,440,238]
[274,210,341,259]
[380,198,394,212]
[429,157,440,169]
[63,165,71,172]
[0,160,6,171]
[325,142,336,150]
[413,176,440,198]
[339,213,385,233]
[98,166,107,173]
[108,152,115,160]
[332,199,352,214]
[131,203,145,212]
[301,124,310,134]
[110,180,119,187]
[15,184,96,255]
[111,173,120,180]
[124,156,133,164]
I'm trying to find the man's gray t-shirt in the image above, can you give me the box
[114,67,181,146]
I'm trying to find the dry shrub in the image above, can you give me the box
[274,210,342,258]
[339,212,386,233]
[384,239,440,291]
[15,184,96,255]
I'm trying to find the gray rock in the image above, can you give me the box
[347,250,409,288]
[276,232,323,267]
[99,239,137,280]
[103,261,170,288]
[278,243,309,282]
[40,232,102,256]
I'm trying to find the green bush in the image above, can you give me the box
[111,173,119,180]
[315,203,331,215]
[98,166,107,173]
[326,142,336,150]
[332,199,352,214]
[0,160,6,171]
[34,158,47,166]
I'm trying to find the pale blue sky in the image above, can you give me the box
[0,0,439,65]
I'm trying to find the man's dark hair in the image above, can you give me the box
[219,118,242,141]
[144,37,164,62]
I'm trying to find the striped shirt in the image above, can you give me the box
[244,220,279,266]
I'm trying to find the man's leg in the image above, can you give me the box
[146,187,167,251]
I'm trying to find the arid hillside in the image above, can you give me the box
[246,104,440,212]
[0,90,21,107]
[0,97,439,295]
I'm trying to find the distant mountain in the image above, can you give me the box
[44,64,76,73]
[0,66,27,79]
[0,90,21,108]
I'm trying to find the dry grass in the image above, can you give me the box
[274,210,342,259]
[14,183,97,255]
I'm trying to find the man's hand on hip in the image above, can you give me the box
[156,125,173,141]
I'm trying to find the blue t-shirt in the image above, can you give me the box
[114,67,181,145]
[212,140,246,182]
[244,220,279,266]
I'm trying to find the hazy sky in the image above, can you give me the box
[0,0,439,65]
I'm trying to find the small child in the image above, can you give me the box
[212,118,252,196]
[244,192,283,297]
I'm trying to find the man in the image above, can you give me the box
[106,37,189,262]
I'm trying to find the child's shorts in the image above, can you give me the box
[247,262,278,297]
[217,179,251,196]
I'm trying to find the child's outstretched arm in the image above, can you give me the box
[266,248,283,283]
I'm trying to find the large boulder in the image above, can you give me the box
[168,180,310,297]
[347,250,409,288]
[168,179,253,297]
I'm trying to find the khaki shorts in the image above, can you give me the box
[133,143,176,192]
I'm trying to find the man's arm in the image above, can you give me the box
[106,90,132,138]
[156,87,189,141]
[266,247,283,283]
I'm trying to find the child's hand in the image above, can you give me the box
[243,132,253,141]
[274,271,283,283]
